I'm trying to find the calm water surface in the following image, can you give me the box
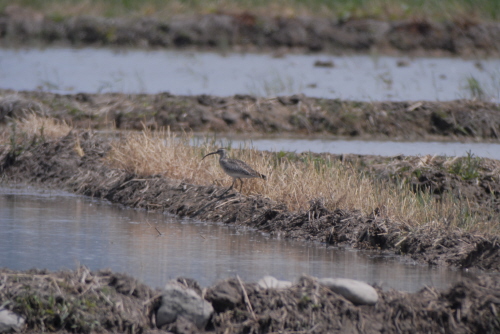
[0,187,472,292]
[224,138,500,160]
[1,48,499,101]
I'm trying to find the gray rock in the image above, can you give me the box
[0,308,25,333]
[257,276,292,290]
[318,278,378,305]
[156,282,213,329]
[205,280,242,312]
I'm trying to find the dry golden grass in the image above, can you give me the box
[0,114,72,144]
[16,114,72,138]
[107,128,497,233]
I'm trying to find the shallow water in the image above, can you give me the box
[1,48,499,101]
[0,187,472,292]
[221,138,500,160]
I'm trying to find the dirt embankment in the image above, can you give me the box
[2,90,500,141]
[1,266,499,334]
[2,5,500,57]
[1,131,499,272]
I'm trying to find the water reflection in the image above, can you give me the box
[0,187,470,291]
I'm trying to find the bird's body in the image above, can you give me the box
[202,148,266,194]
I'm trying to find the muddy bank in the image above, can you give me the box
[1,267,499,333]
[2,5,500,57]
[1,131,499,272]
[2,90,500,141]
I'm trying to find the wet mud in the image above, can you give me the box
[2,90,500,141]
[2,5,500,57]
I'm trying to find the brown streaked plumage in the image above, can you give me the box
[202,148,266,194]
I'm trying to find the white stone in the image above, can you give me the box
[318,278,378,305]
[257,276,292,290]
[156,282,213,329]
[0,308,25,333]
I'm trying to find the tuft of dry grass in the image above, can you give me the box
[108,128,203,181]
[0,114,72,145]
[15,114,73,138]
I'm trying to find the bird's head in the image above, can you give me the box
[202,148,227,160]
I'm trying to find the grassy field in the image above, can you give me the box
[1,0,500,22]
[4,115,497,235]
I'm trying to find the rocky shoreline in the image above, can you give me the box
[0,266,499,333]
[2,5,500,57]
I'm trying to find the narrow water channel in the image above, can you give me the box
[1,47,499,101]
[216,137,500,160]
[0,187,471,292]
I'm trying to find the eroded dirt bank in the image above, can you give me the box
[2,90,500,141]
[2,5,500,57]
[1,266,499,333]
[1,131,499,272]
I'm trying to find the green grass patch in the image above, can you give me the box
[464,76,486,100]
[448,151,482,181]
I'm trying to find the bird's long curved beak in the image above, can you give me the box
[202,151,217,160]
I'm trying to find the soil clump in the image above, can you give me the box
[0,266,161,333]
[2,5,500,57]
[2,90,500,141]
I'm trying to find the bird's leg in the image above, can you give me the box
[238,178,243,193]
[229,178,236,191]
[218,178,236,197]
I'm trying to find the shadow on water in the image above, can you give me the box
[0,187,474,292]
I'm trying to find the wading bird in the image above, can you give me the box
[202,148,266,195]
